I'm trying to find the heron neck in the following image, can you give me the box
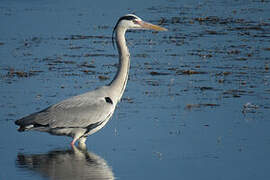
[109,28,130,103]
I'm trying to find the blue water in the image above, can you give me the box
[1,0,270,179]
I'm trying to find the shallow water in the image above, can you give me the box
[1,0,270,179]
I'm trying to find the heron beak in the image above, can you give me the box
[140,21,168,31]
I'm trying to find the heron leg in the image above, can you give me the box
[70,138,77,146]
[78,137,87,144]
[78,137,87,150]
[70,130,85,146]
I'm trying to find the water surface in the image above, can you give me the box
[1,0,270,179]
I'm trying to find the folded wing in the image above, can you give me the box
[15,88,115,131]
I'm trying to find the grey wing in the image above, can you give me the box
[15,91,115,129]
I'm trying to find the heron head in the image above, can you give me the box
[114,14,167,31]
[112,14,167,48]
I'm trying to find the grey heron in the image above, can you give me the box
[15,14,167,146]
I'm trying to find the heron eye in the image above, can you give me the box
[133,20,139,24]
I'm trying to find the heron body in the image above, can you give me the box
[15,14,167,146]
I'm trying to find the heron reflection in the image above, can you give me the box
[16,146,114,180]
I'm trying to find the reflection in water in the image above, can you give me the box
[16,146,114,180]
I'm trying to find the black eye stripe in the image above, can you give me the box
[119,15,137,21]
